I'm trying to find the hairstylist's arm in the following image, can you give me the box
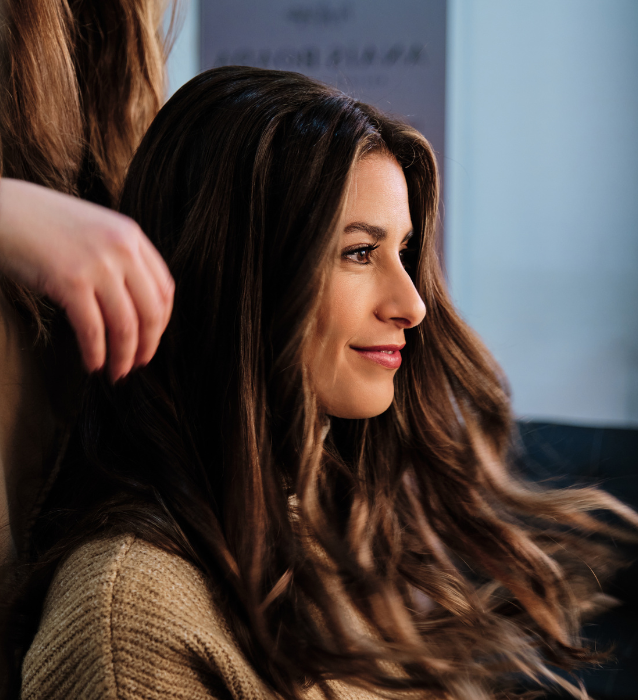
[0,178,174,381]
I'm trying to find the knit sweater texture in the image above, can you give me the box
[21,535,397,700]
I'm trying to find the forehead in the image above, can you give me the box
[341,153,411,232]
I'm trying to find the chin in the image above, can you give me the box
[324,385,395,420]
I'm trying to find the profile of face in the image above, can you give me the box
[307,153,426,419]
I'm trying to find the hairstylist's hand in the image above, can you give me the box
[0,178,174,381]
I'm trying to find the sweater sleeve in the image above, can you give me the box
[21,535,240,700]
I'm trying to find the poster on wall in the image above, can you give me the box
[200,0,446,187]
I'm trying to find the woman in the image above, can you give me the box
[12,67,637,700]
[0,0,175,562]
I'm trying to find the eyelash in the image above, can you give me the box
[342,244,413,268]
[342,244,380,264]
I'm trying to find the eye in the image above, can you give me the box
[342,244,379,265]
[399,247,415,270]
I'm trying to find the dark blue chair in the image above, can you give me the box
[516,421,638,700]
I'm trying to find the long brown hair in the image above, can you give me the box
[0,0,170,199]
[0,0,172,331]
[12,67,638,700]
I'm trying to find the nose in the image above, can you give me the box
[374,265,426,329]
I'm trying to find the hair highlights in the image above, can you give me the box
[7,67,638,700]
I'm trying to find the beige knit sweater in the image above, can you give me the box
[21,535,399,700]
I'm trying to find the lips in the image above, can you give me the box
[350,344,405,370]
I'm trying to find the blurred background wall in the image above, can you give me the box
[166,0,200,96]
[166,0,638,430]
[446,0,638,429]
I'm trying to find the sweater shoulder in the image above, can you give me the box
[21,535,392,700]
[21,535,244,700]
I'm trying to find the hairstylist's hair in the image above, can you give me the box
[13,67,638,700]
[0,0,172,199]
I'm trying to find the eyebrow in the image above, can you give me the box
[343,222,413,243]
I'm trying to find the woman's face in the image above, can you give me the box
[307,152,426,419]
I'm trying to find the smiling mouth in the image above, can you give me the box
[350,344,405,370]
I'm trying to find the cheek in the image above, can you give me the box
[308,274,363,403]
[316,272,367,355]
[307,272,396,419]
